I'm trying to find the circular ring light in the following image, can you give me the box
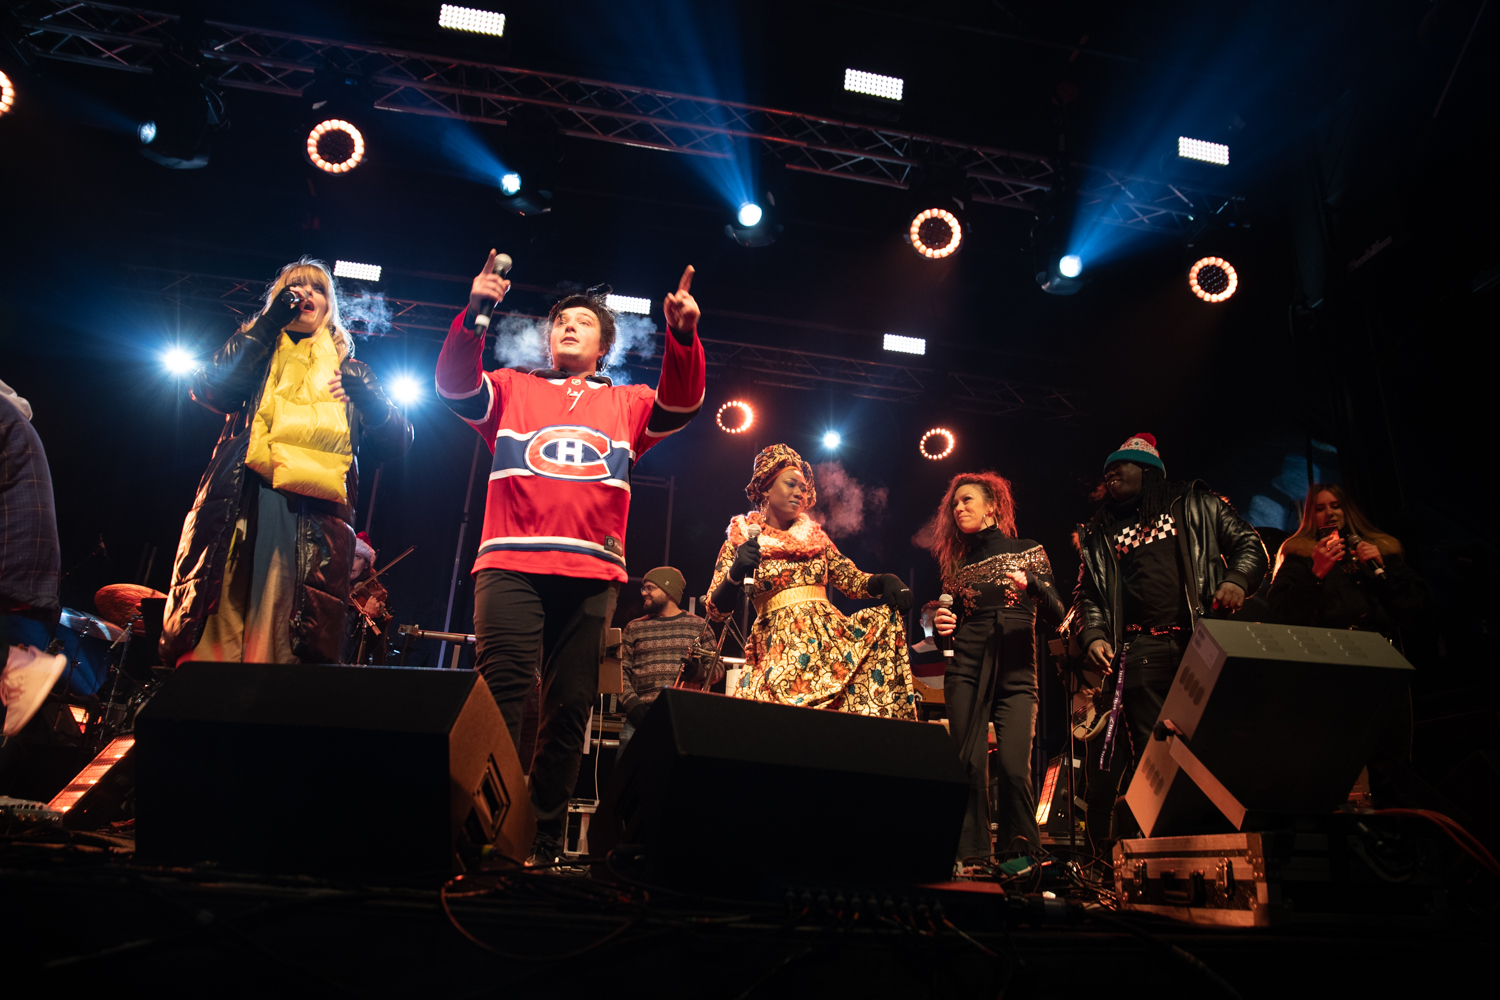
[716,400,754,434]
[1188,256,1238,303]
[909,208,962,259]
[307,119,365,174]
[919,428,955,460]
[0,71,14,118]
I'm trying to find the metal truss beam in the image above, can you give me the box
[124,267,1084,419]
[14,1,1236,235]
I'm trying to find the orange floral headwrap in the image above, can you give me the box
[745,443,816,508]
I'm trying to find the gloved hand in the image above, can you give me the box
[626,701,649,726]
[728,537,762,585]
[870,574,912,614]
[246,289,302,343]
[333,361,397,426]
[679,654,705,684]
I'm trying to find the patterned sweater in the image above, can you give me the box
[619,611,719,715]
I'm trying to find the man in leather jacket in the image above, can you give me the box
[161,259,413,667]
[1069,433,1267,840]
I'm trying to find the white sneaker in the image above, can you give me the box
[2,645,68,737]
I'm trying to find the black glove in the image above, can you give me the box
[729,538,762,584]
[870,574,913,614]
[679,654,706,684]
[337,361,396,426]
[626,701,649,726]
[247,289,302,342]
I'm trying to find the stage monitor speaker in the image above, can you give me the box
[134,662,534,876]
[1126,620,1414,837]
[592,689,968,896]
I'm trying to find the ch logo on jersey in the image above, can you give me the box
[524,425,614,480]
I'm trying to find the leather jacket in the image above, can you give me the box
[160,317,413,666]
[1070,481,1268,653]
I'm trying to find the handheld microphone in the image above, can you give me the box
[277,288,303,312]
[472,253,514,331]
[743,524,761,599]
[1343,531,1386,577]
[936,593,955,658]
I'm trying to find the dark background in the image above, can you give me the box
[2,1,1496,752]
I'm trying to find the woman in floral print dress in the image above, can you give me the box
[704,444,917,719]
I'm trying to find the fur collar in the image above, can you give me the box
[726,511,831,560]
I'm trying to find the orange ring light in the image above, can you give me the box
[307,120,365,174]
[909,208,962,259]
[1188,256,1238,303]
[716,400,754,434]
[919,428,955,460]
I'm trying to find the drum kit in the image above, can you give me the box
[1,583,165,748]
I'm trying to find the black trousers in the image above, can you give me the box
[473,569,619,841]
[944,612,1040,860]
[1093,632,1187,841]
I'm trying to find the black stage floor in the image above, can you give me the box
[2,827,1493,999]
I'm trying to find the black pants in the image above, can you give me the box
[944,612,1040,860]
[473,569,619,841]
[1096,632,1187,840]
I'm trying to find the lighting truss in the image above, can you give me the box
[11,1,1238,235]
[124,267,1085,418]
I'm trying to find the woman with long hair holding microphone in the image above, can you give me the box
[928,471,1067,863]
[161,258,413,667]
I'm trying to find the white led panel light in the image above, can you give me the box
[439,5,506,36]
[883,333,926,355]
[1177,136,1230,166]
[604,294,650,315]
[844,69,904,101]
[334,261,382,281]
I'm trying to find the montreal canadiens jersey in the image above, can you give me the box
[435,309,705,582]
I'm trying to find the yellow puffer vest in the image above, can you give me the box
[244,327,353,504]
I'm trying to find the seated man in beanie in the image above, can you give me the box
[618,567,719,748]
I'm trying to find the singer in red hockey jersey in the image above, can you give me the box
[436,250,706,866]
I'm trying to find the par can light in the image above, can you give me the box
[908,208,962,259]
[737,203,763,228]
[919,428,955,460]
[1188,256,1238,303]
[716,400,754,434]
[307,119,365,174]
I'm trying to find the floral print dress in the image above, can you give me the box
[705,511,917,719]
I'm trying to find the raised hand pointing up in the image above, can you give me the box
[663,265,699,335]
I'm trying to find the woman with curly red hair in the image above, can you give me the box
[928,471,1067,862]
[704,444,917,718]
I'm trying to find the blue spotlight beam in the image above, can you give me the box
[16,1,1238,235]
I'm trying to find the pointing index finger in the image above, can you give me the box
[482,248,497,274]
[677,265,695,295]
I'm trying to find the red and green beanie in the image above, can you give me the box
[1103,432,1165,475]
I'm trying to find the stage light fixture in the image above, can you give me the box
[883,334,926,356]
[439,4,506,36]
[843,69,904,101]
[907,208,962,259]
[307,119,365,174]
[334,260,381,281]
[388,374,422,405]
[162,347,197,375]
[919,428,955,460]
[604,294,650,316]
[136,120,157,144]
[822,431,842,449]
[1058,255,1083,279]
[47,736,135,815]
[716,400,754,434]
[737,203,763,228]
[500,172,522,196]
[1178,136,1229,166]
[1188,256,1238,302]
[0,71,12,117]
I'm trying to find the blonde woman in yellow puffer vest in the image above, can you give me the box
[161,259,413,667]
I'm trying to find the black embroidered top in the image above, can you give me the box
[945,528,1067,625]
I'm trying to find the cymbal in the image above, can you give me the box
[94,583,167,633]
[60,607,125,643]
